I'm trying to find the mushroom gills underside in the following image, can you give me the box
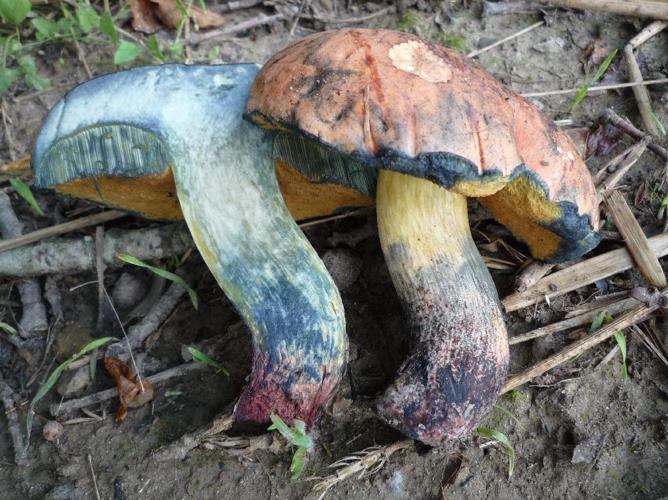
[376,169,509,445]
[35,125,375,222]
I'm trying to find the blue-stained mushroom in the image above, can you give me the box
[33,64,357,426]
[246,29,600,445]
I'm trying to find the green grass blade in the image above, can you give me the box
[650,110,666,136]
[0,321,17,335]
[290,446,307,480]
[477,427,515,477]
[115,253,198,310]
[186,346,229,376]
[613,330,628,382]
[9,177,44,216]
[571,49,618,111]
[27,336,116,442]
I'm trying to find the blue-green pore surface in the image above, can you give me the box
[33,64,348,425]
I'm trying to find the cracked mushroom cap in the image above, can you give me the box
[246,28,600,262]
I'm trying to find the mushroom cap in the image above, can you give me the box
[246,29,600,262]
[33,64,373,221]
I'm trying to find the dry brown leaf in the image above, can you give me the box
[129,0,162,34]
[151,0,225,30]
[104,357,154,422]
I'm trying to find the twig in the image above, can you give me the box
[69,26,93,80]
[0,210,125,254]
[0,380,29,465]
[502,288,668,392]
[519,78,668,97]
[534,0,668,20]
[514,260,555,292]
[213,0,263,13]
[595,138,649,194]
[509,296,638,345]
[502,232,668,312]
[106,279,188,358]
[624,27,664,136]
[600,109,668,162]
[312,440,413,499]
[50,362,204,416]
[0,156,31,179]
[290,0,309,36]
[87,454,101,500]
[189,13,286,44]
[0,99,17,161]
[299,207,373,229]
[299,5,397,24]
[604,190,666,287]
[468,21,544,58]
[0,224,193,277]
[628,20,668,49]
[0,192,48,336]
[632,324,668,366]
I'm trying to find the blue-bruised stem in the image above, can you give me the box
[33,65,347,426]
[376,169,509,445]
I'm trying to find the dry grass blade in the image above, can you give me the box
[604,190,666,287]
[534,0,668,20]
[502,233,668,312]
[595,139,649,194]
[502,288,667,392]
[509,296,638,345]
[311,440,413,499]
[632,324,668,366]
[0,210,125,254]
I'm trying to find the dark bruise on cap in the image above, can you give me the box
[246,28,601,263]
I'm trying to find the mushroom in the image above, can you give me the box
[246,29,600,445]
[32,64,371,426]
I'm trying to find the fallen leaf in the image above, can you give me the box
[104,357,154,422]
[152,0,225,30]
[129,0,162,34]
[586,122,624,157]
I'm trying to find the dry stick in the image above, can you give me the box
[0,192,48,336]
[502,232,668,312]
[50,362,204,416]
[106,280,188,359]
[0,224,193,278]
[519,78,668,98]
[189,13,286,44]
[467,20,544,58]
[534,0,668,20]
[312,440,414,499]
[604,190,666,287]
[624,45,661,136]
[0,380,29,465]
[628,20,668,49]
[0,156,31,179]
[214,0,263,13]
[300,5,397,25]
[502,288,667,392]
[87,454,102,500]
[508,296,638,345]
[0,210,125,254]
[514,260,555,292]
[595,138,649,193]
[600,109,668,162]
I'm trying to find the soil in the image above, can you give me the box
[1,1,668,499]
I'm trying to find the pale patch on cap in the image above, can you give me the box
[388,41,452,83]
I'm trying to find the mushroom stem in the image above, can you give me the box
[376,170,509,445]
[33,65,347,426]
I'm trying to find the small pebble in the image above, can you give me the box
[43,420,64,442]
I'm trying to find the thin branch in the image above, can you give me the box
[519,78,668,98]
[534,0,668,20]
[468,21,544,58]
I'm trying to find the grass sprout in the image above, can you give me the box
[27,336,116,442]
[613,330,629,382]
[268,413,313,480]
[477,427,515,477]
[187,346,229,376]
[0,321,17,335]
[116,253,198,310]
[571,49,618,111]
[9,177,44,216]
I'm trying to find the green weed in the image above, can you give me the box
[478,427,515,477]
[268,413,313,480]
[9,177,44,216]
[186,346,229,376]
[571,49,618,111]
[116,253,199,310]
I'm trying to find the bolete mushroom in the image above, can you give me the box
[246,29,600,445]
[32,63,370,426]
